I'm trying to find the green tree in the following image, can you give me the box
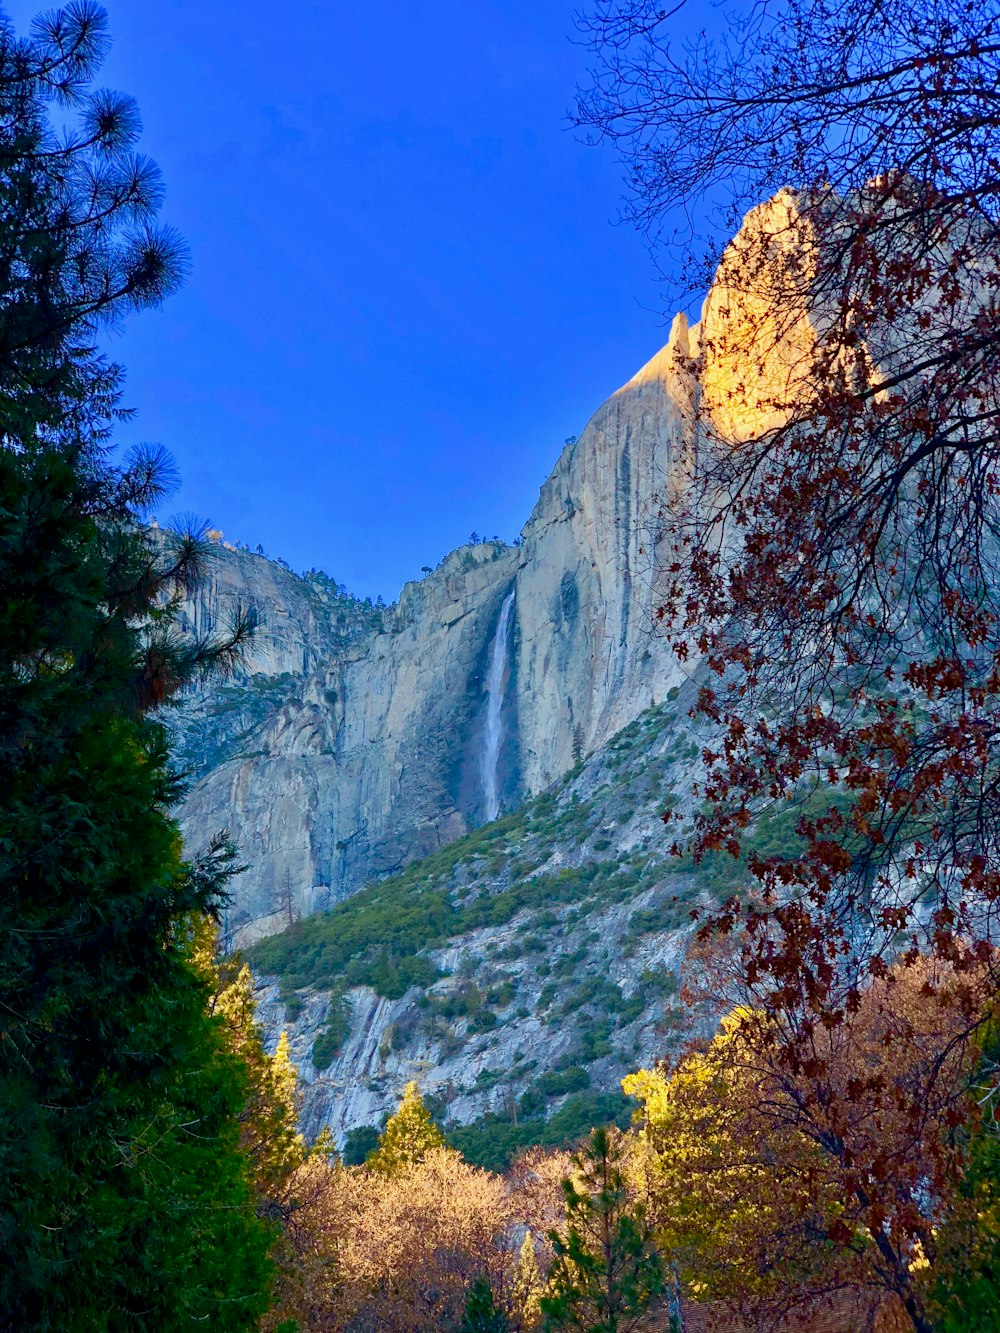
[541,1127,663,1333]
[461,1276,512,1333]
[366,1080,447,1174]
[343,1123,381,1166]
[0,4,271,1327]
[931,1020,1000,1330]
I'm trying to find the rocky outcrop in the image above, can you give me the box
[177,544,519,943]
[172,545,354,680]
[247,683,717,1146]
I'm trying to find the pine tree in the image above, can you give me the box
[930,1019,1000,1329]
[461,1276,512,1333]
[540,1128,663,1333]
[366,1080,446,1174]
[513,1230,543,1328]
[196,920,305,1200]
[0,5,271,1326]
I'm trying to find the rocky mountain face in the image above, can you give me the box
[175,312,696,951]
[247,686,727,1149]
[173,196,838,1148]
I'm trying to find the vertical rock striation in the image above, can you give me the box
[511,311,695,790]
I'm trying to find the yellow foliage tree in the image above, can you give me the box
[367,1080,446,1175]
[264,1142,574,1331]
[283,1147,519,1330]
[191,918,305,1198]
[625,967,985,1332]
[622,1009,833,1316]
[512,1229,543,1328]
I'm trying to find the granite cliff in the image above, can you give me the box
[175,312,697,950]
[173,195,852,1149]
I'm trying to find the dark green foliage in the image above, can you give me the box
[930,1022,1000,1329]
[248,834,631,1000]
[637,967,678,998]
[469,1007,499,1032]
[342,1124,382,1166]
[573,1019,614,1064]
[431,981,484,1019]
[552,946,590,979]
[518,1086,548,1119]
[747,785,858,863]
[541,1127,663,1333]
[363,949,440,999]
[249,878,456,1000]
[537,1066,591,1097]
[461,1276,511,1333]
[626,907,666,937]
[311,991,352,1070]
[604,983,646,1025]
[675,785,864,898]
[0,8,271,1326]
[447,1092,636,1174]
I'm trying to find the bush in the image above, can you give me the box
[574,1019,614,1064]
[431,983,483,1020]
[343,1124,381,1166]
[447,1090,637,1173]
[469,1009,498,1033]
[537,1066,591,1097]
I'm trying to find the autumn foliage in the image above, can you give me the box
[627,964,997,1328]
[268,1134,570,1331]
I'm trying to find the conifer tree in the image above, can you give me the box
[512,1230,543,1328]
[366,1080,446,1174]
[930,1018,1000,1329]
[0,5,270,1326]
[541,1128,663,1333]
[461,1276,512,1333]
[196,919,305,1200]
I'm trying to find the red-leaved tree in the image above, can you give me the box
[578,2,1000,1327]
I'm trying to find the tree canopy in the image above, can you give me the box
[578,3,1000,1328]
[540,1126,663,1333]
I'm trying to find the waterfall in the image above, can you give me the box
[481,589,515,822]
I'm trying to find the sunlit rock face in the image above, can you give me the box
[175,544,519,946]
[699,189,822,445]
[511,311,694,790]
[171,191,1000,1141]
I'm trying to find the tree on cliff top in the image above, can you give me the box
[579,3,1000,1328]
[0,4,268,1326]
[367,1080,447,1174]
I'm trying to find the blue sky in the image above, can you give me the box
[8,0,683,600]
